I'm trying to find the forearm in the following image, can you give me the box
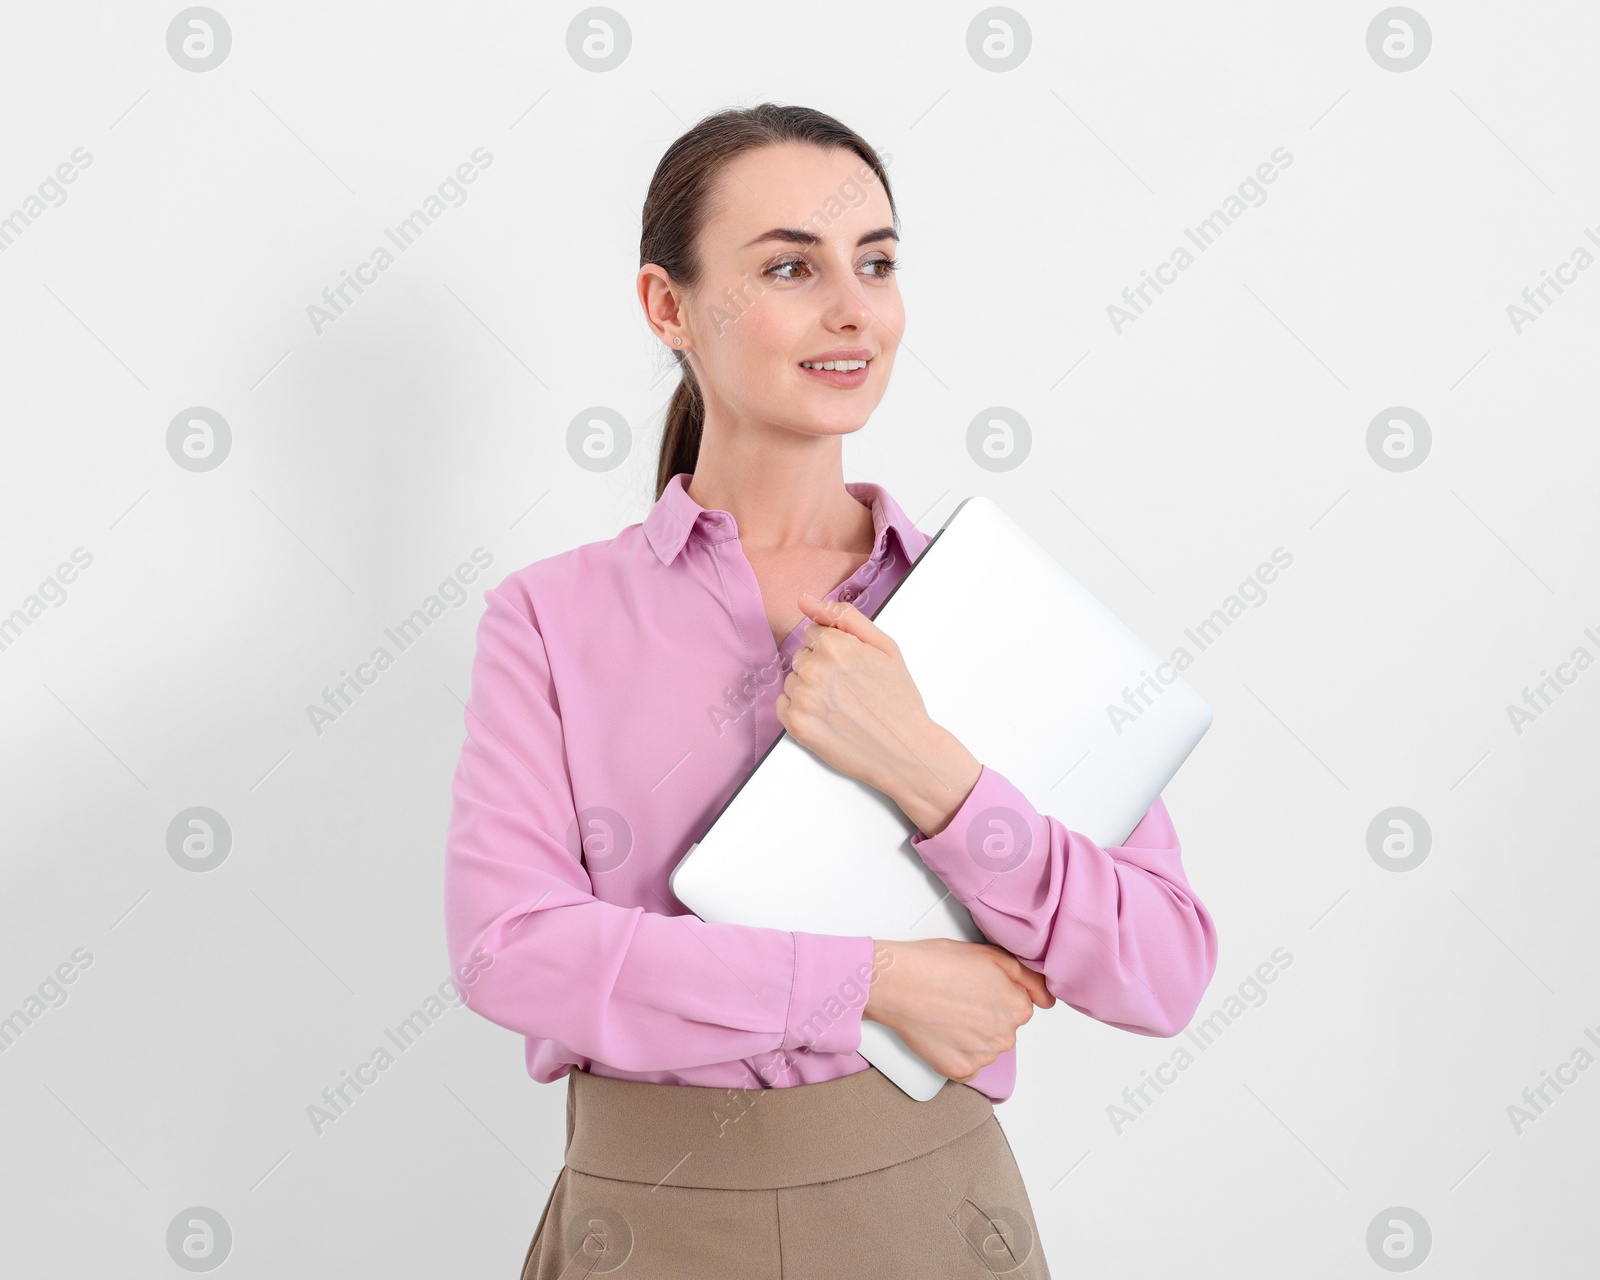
[876,714,984,838]
[901,765,1218,1037]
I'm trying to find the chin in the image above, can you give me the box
[804,414,872,439]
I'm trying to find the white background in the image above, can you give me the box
[1,1,1596,1275]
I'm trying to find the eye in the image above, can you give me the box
[765,256,811,281]
[762,255,902,282]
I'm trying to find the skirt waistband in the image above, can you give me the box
[563,1065,995,1190]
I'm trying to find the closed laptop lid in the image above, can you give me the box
[670,494,1213,939]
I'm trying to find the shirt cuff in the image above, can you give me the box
[909,764,1042,904]
[783,931,876,1057]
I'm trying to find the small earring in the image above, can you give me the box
[673,337,682,346]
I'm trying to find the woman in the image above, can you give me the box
[443,103,1218,1279]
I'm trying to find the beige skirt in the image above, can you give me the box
[518,1064,1052,1279]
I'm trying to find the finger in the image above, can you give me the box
[798,623,828,653]
[797,593,893,653]
[1006,959,1057,1009]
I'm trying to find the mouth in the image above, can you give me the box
[798,357,872,388]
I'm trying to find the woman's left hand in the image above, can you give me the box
[775,593,980,830]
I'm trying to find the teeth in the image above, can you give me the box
[801,359,868,371]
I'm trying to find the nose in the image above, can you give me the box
[819,269,873,331]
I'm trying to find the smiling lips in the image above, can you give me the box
[798,351,873,387]
[798,362,869,387]
[800,346,873,366]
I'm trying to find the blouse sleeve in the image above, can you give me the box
[908,765,1217,1037]
[443,585,875,1074]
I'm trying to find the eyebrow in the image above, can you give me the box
[742,225,898,249]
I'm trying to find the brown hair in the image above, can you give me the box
[640,103,897,501]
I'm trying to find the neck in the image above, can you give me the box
[685,438,873,557]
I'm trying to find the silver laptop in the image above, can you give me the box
[669,495,1212,1101]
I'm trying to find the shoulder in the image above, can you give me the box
[481,521,653,627]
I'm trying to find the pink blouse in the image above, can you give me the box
[442,473,1218,1103]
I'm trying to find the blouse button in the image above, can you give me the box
[840,587,856,602]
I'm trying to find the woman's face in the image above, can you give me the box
[656,142,903,442]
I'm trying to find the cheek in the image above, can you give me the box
[877,292,906,347]
[742,301,803,361]
[692,302,766,391]
[720,308,803,400]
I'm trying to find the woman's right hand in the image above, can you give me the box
[862,938,1056,1083]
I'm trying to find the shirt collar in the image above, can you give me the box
[644,472,920,568]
